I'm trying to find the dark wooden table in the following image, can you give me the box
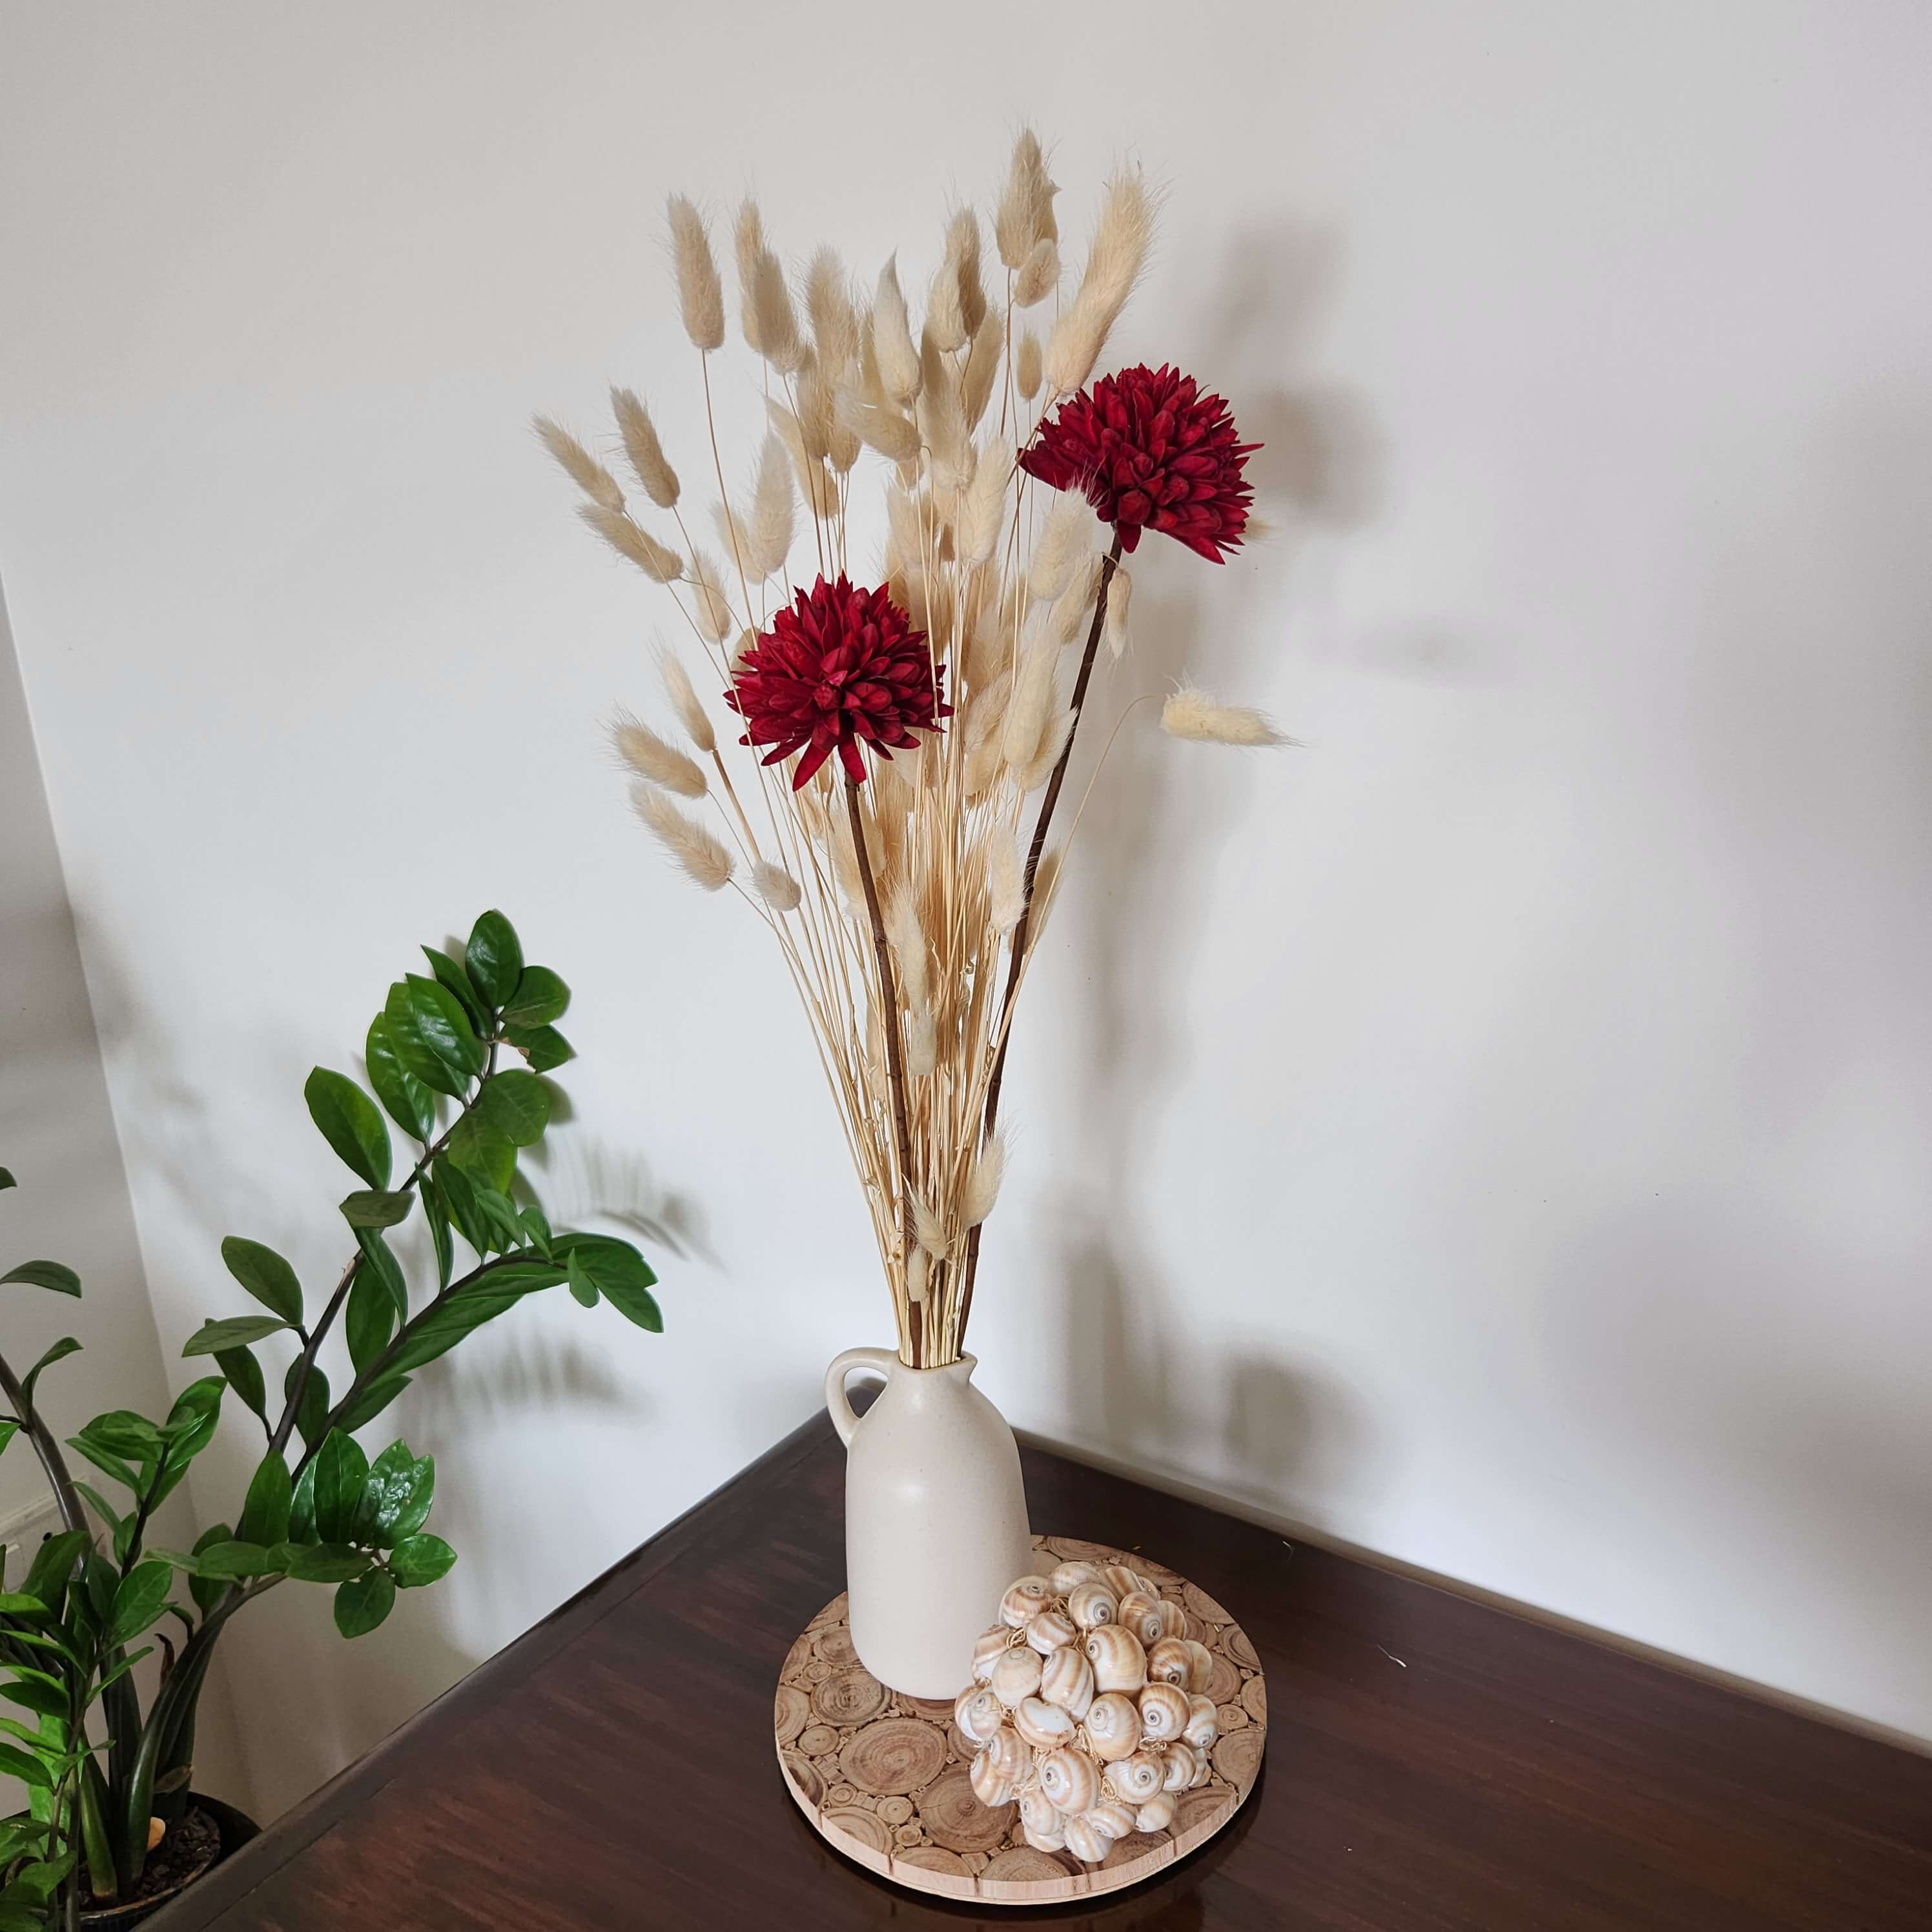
[155,1413,1932,1929]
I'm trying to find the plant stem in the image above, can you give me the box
[845,777,921,1368]
[958,532,1124,1338]
[0,1349,91,1543]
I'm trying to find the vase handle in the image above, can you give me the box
[825,1347,897,1447]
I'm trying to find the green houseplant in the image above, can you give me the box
[0,910,662,1927]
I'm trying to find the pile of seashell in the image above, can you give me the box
[952,1559,1220,1864]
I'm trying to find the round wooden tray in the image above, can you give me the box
[774,1534,1266,1906]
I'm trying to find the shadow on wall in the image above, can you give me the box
[1046,216,1392,1514]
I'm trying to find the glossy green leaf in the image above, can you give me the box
[90,1646,152,1700]
[353,1225,408,1324]
[517,1204,553,1258]
[65,1433,141,1494]
[365,1443,433,1544]
[183,1314,290,1358]
[289,1461,317,1543]
[381,1266,564,1377]
[404,974,487,1082]
[444,1111,515,1195]
[236,1451,292,1548]
[0,1261,79,1297]
[0,1743,50,1790]
[215,1344,268,1426]
[313,1432,370,1545]
[19,1337,79,1408]
[340,1189,413,1229]
[72,1483,123,1546]
[0,1592,48,1615]
[422,1178,455,1288]
[502,1022,573,1073]
[332,1375,411,1437]
[388,1534,456,1590]
[382,981,466,1099]
[431,1158,489,1257]
[0,1680,67,1720]
[465,910,524,1009]
[220,1237,304,1325]
[333,1569,396,1638]
[420,946,491,1036]
[345,1261,397,1375]
[180,1540,278,1579]
[566,1249,599,1308]
[21,1532,87,1608]
[271,1542,371,1583]
[502,965,569,1027]
[75,1409,163,1463]
[303,1068,392,1190]
[0,1420,15,1461]
[476,1070,551,1147]
[471,1187,527,1254]
[0,1170,12,1191]
[283,1358,331,1454]
[365,1015,436,1142]
[108,1563,173,1646]
[151,1377,226,1506]
[553,1233,661,1333]
[186,1523,233,1616]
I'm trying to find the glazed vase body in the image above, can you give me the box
[825,1349,1035,1698]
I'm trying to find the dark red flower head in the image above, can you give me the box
[725,574,949,789]
[1019,363,1258,562]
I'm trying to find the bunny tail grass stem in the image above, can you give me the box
[958,529,1124,1336]
[845,776,921,1368]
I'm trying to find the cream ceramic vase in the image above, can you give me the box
[825,1348,1036,1699]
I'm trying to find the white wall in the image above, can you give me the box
[0,584,246,1802]
[1,0,1927,1811]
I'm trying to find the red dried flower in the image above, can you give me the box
[1019,363,1258,562]
[726,573,949,788]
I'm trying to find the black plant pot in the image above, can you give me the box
[78,1794,260,1928]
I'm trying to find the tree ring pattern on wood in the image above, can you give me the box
[774,1534,1266,1906]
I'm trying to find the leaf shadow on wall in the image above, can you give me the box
[1038,218,1391,1517]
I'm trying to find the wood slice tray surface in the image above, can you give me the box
[774,1535,1266,1906]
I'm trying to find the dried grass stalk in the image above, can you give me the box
[579,504,681,582]
[1029,492,1093,602]
[874,256,921,406]
[610,387,680,508]
[1161,681,1288,745]
[1013,236,1059,308]
[666,195,725,352]
[1045,171,1153,396]
[752,859,802,911]
[963,1131,1007,1227]
[613,712,707,799]
[686,551,734,642]
[632,782,734,889]
[995,127,1057,269]
[1104,566,1132,659]
[659,650,715,752]
[1016,330,1043,400]
[533,417,624,511]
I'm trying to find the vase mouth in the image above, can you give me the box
[894,1350,976,1376]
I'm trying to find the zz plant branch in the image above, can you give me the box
[0,910,663,1927]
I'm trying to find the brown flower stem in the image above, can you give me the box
[845,776,921,1368]
[958,531,1125,1341]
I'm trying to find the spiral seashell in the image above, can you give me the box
[1025,1607,1078,1654]
[990,1645,1043,1708]
[972,1625,1013,1681]
[1040,1645,1095,1719]
[1183,1692,1219,1750]
[1063,1813,1112,1864]
[1136,1792,1177,1833]
[1065,1581,1118,1630]
[1116,1590,1166,1648]
[1049,1559,1104,1594]
[1138,1680,1191,1743]
[1086,1799,1137,1840]
[1014,1694,1078,1751]
[969,1723,1029,1806]
[1000,1576,1053,1627]
[1022,1818,1066,1853]
[1037,1743,1100,1815]
[1187,1743,1213,1787]
[1084,1623,1147,1693]
[1182,1639,1217,1693]
[1160,1740,1195,1792]
[1154,1596,1189,1640]
[1083,1690,1142,1761]
[1017,1787,1060,1837]
[1146,1636,1193,1687]
[954,1684,1004,1745]
[1100,1563,1143,1599]
[1104,1749,1166,1805]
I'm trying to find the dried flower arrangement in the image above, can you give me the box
[540,132,1282,1370]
